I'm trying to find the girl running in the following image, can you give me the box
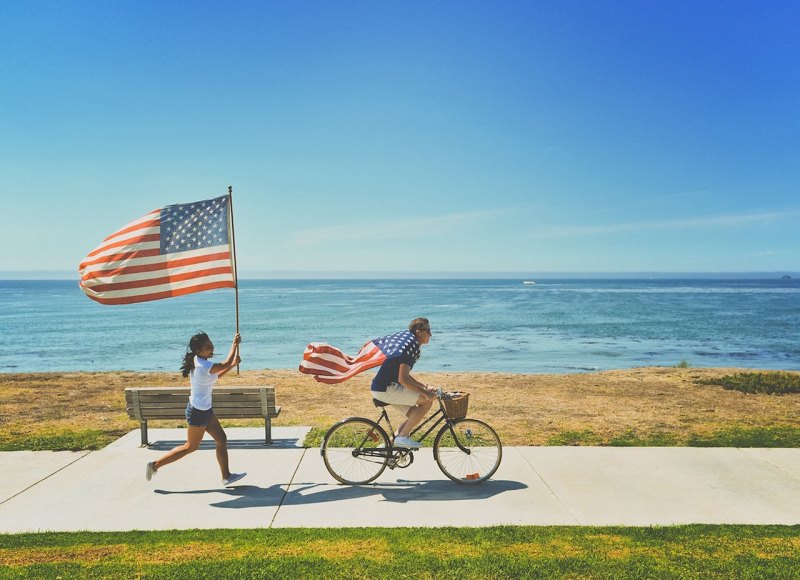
[146,331,246,486]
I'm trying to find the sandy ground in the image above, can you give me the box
[2,367,799,446]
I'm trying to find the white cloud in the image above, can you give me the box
[290,209,503,246]
[528,210,800,239]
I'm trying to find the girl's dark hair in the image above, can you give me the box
[181,332,210,378]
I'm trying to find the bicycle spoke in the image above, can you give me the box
[322,418,390,485]
[433,419,502,484]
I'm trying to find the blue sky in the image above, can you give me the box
[2,1,799,276]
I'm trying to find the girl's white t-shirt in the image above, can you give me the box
[189,356,218,410]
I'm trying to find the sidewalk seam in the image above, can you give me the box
[515,447,582,525]
[269,446,308,528]
[0,451,93,507]
[737,448,800,483]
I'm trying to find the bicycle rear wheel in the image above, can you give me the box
[322,418,390,485]
[433,419,502,484]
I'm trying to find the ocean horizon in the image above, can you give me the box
[1,277,798,375]
[1,271,797,280]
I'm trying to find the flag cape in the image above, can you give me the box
[78,195,235,305]
[299,330,420,384]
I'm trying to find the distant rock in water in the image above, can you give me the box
[782,275,792,280]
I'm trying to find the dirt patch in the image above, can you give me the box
[1,367,799,445]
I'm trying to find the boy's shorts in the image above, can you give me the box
[372,382,421,415]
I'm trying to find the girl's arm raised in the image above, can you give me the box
[211,333,241,375]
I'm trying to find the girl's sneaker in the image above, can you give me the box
[223,472,247,486]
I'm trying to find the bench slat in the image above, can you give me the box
[125,388,274,397]
[133,398,269,405]
[124,407,281,417]
[125,401,276,415]
[125,387,277,418]
[134,401,270,408]
[125,386,279,446]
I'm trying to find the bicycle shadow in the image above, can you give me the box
[154,478,527,510]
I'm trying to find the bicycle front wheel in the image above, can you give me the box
[321,418,390,485]
[433,419,502,484]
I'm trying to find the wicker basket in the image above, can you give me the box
[442,392,469,419]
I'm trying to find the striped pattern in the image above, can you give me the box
[299,341,388,384]
[78,196,235,305]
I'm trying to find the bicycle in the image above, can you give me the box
[321,389,502,485]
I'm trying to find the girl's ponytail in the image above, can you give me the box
[180,332,210,377]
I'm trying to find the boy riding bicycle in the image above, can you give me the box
[370,318,437,448]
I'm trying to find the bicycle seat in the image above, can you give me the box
[372,398,390,407]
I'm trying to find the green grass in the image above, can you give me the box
[1,526,798,578]
[6,425,800,452]
[304,425,438,449]
[688,426,800,448]
[545,426,800,448]
[607,429,680,447]
[697,372,800,395]
[546,429,605,446]
[0,429,118,452]
[303,426,327,447]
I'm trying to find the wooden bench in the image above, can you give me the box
[125,386,280,446]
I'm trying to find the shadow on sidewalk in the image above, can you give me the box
[146,439,302,450]
[154,478,526,509]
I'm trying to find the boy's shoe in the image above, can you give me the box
[145,462,157,481]
[393,436,420,449]
[223,472,247,486]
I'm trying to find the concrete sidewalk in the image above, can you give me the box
[1,427,799,533]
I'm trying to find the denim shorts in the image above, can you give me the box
[185,403,214,427]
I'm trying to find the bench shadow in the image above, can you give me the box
[147,438,302,450]
[154,479,527,510]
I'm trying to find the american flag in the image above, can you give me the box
[299,330,421,384]
[78,195,235,305]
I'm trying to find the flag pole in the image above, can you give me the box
[228,185,240,375]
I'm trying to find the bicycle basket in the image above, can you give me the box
[442,391,469,419]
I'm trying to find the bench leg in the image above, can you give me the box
[140,420,149,447]
[265,417,272,445]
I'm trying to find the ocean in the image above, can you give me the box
[1,278,798,374]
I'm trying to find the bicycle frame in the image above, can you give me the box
[364,397,473,457]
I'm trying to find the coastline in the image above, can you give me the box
[3,278,799,375]
[2,367,799,449]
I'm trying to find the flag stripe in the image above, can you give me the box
[79,246,162,269]
[99,211,160,243]
[81,252,231,281]
[79,272,235,301]
[78,196,234,305]
[80,279,236,305]
[298,342,386,383]
[86,266,233,292]
[85,230,161,259]
[298,331,421,385]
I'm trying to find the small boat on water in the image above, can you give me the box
[522,280,536,285]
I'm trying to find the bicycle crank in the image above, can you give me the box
[388,450,414,469]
